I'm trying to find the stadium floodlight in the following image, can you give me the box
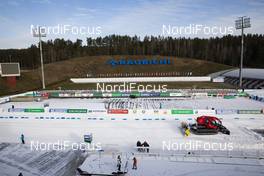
[32,26,46,89]
[235,16,251,88]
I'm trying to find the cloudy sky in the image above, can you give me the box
[0,0,263,49]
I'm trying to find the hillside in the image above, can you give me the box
[0,55,234,96]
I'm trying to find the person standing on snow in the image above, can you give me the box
[117,155,122,172]
[142,141,150,153]
[136,141,142,152]
[132,157,137,170]
[20,134,25,144]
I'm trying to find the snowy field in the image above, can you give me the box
[0,96,263,175]
[79,153,264,176]
[0,143,83,176]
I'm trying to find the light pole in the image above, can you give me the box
[33,26,46,89]
[235,16,251,88]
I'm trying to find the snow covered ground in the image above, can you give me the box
[0,96,263,175]
[0,143,83,176]
[79,153,264,176]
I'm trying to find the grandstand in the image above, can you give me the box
[213,68,264,89]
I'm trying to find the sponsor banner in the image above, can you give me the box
[151,92,160,97]
[212,77,224,82]
[49,92,59,97]
[102,93,112,97]
[223,95,236,99]
[87,109,107,113]
[154,110,159,114]
[226,93,237,96]
[152,109,168,114]
[74,93,82,97]
[216,109,238,114]
[107,58,171,67]
[59,93,71,97]
[130,109,165,114]
[67,109,87,113]
[140,92,160,97]
[237,110,262,114]
[32,91,41,97]
[161,110,168,114]
[193,93,208,97]
[112,92,122,97]
[121,93,130,97]
[217,93,226,97]
[207,93,217,97]
[169,93,183,97]
[141,109,146,114]
[108,109,128,114]
[140,92,149,97]
[41,92,49,97]
[130,92,140,97]
[130,109,137,114]
[24,108,44,113]
[238,92,247,97]
[160,92,170,97]
[82,93,93,97]
[8,108,25,112]
[171,109,194,114]
[49,108,68,113]
[195,109,216,115]
[93,92,102,97]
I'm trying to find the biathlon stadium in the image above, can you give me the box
[0,1,264,175]
[0,59,264,175]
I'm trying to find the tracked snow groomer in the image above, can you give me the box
[190,116,230,135]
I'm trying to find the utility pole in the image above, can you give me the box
[33,26,46,89]
[39,26,45,89]
[235,16,251,88]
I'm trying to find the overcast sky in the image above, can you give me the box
[0,0,263,49]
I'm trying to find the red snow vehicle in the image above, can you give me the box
[190,116,230,135]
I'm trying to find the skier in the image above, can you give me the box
[20,134,25,144]
[117,155,122,172]
[132,157,137,170]
[18,173,23,176]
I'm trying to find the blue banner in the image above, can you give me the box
[49,108,68,113]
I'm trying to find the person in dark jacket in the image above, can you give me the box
[20,134,25,144]
[142,141,150,153]
[132,157,137,170]
[136,141,142,152]
[117,155,122,171]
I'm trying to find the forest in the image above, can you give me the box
[0,34,263,69]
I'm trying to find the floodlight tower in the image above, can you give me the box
[235,16,251,88]
[33,26,47,89]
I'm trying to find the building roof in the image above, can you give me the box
[222,68,264,80]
